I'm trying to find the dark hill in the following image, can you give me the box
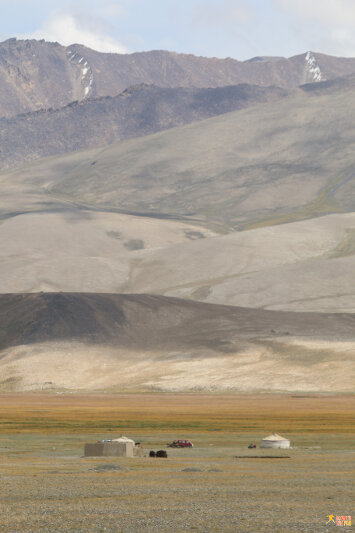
[0,83,289,170]
[1,293,354,392]
[1,292,354,352]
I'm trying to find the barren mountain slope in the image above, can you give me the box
[124,213,355,313]
[5,76,351,231]
[0,209,216,293]
[0,293,354,392]
[0,207,355,312]
[0,78,354,310]
[1,38,355,117]
[0,83,289,170]
[0,39,82,118]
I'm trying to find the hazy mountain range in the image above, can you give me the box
[0,38,354,392]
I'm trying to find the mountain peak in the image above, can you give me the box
[0,38,355,120]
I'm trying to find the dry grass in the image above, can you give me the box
[0,393,354,435]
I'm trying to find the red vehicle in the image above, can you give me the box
[168,439,194,448]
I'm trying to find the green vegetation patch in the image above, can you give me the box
[329,228,355,258]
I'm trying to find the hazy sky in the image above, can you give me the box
[0,0,354,60]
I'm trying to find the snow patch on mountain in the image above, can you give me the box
[305,52,324,82]
[66,48,94,100]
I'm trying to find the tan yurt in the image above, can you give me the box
[84,436,135,457]
[112,436,135,456]
[260,433,290,449]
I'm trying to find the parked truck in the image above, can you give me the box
[167,439,194,448]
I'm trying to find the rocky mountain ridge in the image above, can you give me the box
[1,38,355,118]
[0,82,289,170]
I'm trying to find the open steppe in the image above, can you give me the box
[0,393,353,532]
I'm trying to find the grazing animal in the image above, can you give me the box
[156,450,168,458]
[149,450,156,457]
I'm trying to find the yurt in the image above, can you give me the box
[112,436,135,457]
[260,433,290,449]
[84,436,135,457]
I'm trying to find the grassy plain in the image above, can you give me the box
[0,394,354,532]
[0,393,354,434]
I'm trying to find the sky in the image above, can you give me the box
[0,0,354,60]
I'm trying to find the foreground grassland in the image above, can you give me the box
[0,394,354,532]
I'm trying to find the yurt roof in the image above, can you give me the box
[261,433,289,441]
[112,435,135,444]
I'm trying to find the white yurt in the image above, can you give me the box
[260,433,290,449]
[113,436,135,456]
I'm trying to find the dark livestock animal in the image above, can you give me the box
[156,450,168,458]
